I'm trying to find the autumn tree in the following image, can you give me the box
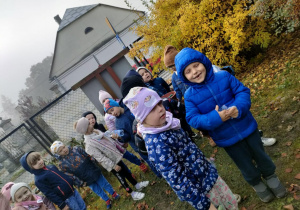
[128,0,298,73]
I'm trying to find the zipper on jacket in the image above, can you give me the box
[57,186,65,196]
[44,167,74,193]
[205,82,243,140]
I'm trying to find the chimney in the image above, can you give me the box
[54,15,62,25]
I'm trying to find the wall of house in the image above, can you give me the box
[51,5,142,78]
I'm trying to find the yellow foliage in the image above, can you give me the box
[129,0,273,73]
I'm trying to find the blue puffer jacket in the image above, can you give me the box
[144,128,218,210]
[175,48,257,147]
[20,152,74,209]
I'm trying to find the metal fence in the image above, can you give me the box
[0,88,103,188]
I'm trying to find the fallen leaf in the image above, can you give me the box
[295,154,300,159]
[165,190,171,195]
[295,173,300,180]
[293,193,300,200]
[285,141,292,146]
[150,181,156,186]
[170,202,174,205]
[281,153,287,157]
[210,154,216,158]
[151,208,155,210]
[291,110,298,115]
[213,148,218,153]
[287,125,294,132]
[285,168,293,173]
[241,207,247,210]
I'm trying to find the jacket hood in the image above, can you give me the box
[20,152,44,175]
[175,48,214,87]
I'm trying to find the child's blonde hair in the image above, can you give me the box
[26,152,42,169]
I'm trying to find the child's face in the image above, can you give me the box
[102,98,108,104]
[86,114,96,126]
[86,124,94,134]
[138,69,152,83]
[14,187,32,202]
[57,145,69,156]
[30,156,44,170]
[143,101,166,127]
[107,107,121,117]
[184,62,206,83]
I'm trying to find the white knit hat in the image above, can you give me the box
[99,90,113,105]
[50,141,64,154]
[10,182,31,202]
[75,117,89,135]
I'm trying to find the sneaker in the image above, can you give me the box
[234,194,241,203]
[106,199,111,209]
[135,181,149,191]
[139,162,148,173]
[112,192,120,200]
[252,181,274,202]
[131,191,145,200]
[261,137,276,147]
[265,174,287,198]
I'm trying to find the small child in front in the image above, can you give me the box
[174,47,286,203]
[20,151,84,210]
[124,87,238,210]
[10,182,55,210]
[50,141,119,209]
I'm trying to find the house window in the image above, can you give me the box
[85,27,93,34]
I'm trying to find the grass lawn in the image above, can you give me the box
[83,31,300,210]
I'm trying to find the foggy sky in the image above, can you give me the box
[0,0,146,106]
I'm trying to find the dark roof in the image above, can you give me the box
[58,4,98,31]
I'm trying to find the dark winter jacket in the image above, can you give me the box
[171,72,189,100]
[115,106,135,144]
[20,152,74,209]
[55,146,103,186]
[146,77,170,97]
[175,48,257,147]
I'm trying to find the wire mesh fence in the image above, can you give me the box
[0,88,104,188]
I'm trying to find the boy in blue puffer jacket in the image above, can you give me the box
[20,151,86,210]
[175,47,286,203]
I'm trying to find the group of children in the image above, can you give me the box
[1,45,286,210]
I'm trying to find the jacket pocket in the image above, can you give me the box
[57,186,65,196]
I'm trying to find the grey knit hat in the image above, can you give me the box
[75,117,89,135]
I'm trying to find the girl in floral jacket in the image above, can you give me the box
[124,87,238,210]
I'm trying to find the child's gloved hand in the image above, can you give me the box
[227,106,239,118]
[215,105,231,122]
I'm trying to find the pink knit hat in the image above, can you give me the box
[123,87,161,123]
[1,182,14,201]
[99,90,113,105]
[75,117,89,135]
